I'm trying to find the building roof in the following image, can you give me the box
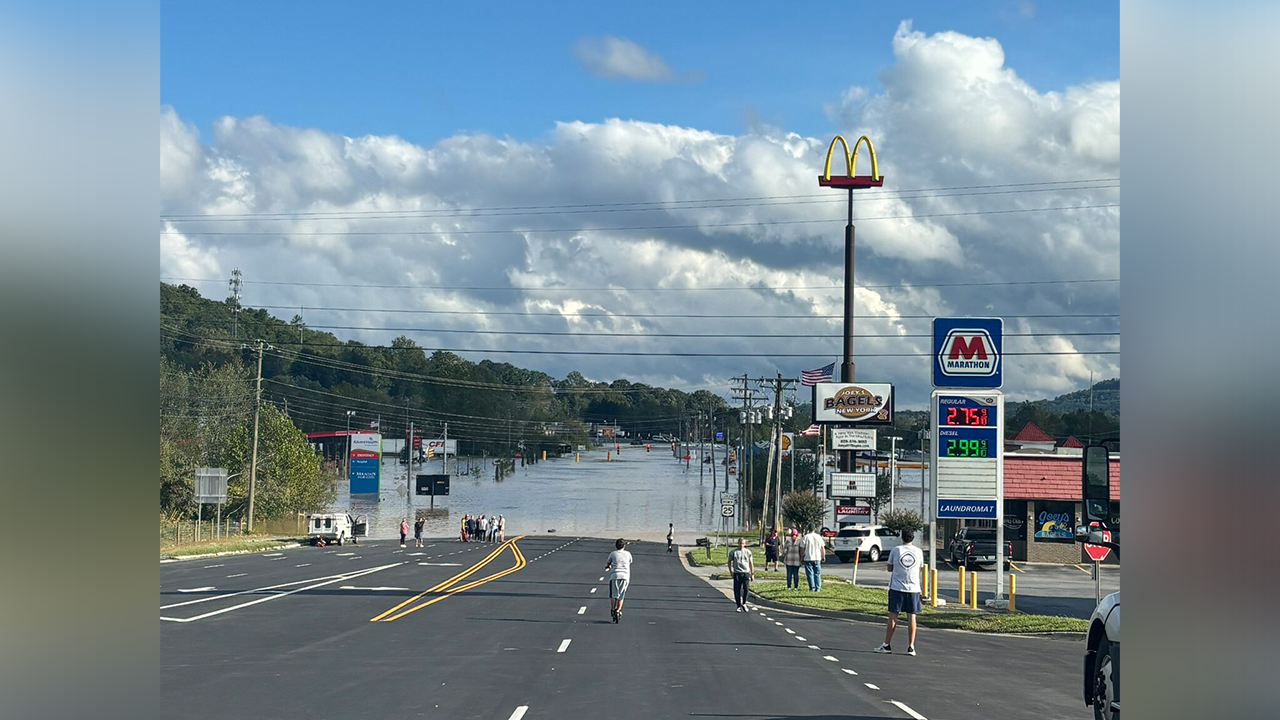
[1010,422,1055,443]
[1060,436,1085,448]
[1005,454,1120,502]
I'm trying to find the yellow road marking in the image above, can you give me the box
[381,542,527,621]
[1008,561,1025,573]
[1072,564,1092,575]
[370,536,523,622]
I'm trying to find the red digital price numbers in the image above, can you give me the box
[945,407,990,426]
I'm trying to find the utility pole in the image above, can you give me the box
[406,415,414,517]
[228,268,242,340]
[709,408,718,491]
[698,412,705,483]
[443,422,449,475]
[887,435,901,514]
[246,339,268,533]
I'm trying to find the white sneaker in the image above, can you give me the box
[735,606,744,612]
[874,643,892,654]
[907,645,917,656]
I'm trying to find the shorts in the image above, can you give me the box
[609,577,629,600]
[765,548,778,562]
[887,589,922,614]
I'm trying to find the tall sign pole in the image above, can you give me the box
[817,135,883,475]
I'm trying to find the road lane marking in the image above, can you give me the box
[162,564,399,623]
[508,706,529,720]
[337,552,355,557]
[590,588,596,593]
[1072,564,1092,575]
[774,621,783,626]
[202,564,223,569]
[557,639,571,653]
[263,553,283,557]
[823,655,839,662]
[177,587,216,593]
[577,607,586,615]
[167,568,385,609]
[1008,561,1024,573]
[226,573,247,578]
[795,637,806,641]
[419,562,463,566]
[807,645,821,650]
[890,700,927,719]
[374,538,527,621]
[842,668,858,675]
[598,577,604,582]
[786,629,795,634]
[340,586,410,591]
[295,563,311,568]
[864,683,880,690]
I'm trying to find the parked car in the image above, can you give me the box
[832,524,901,563]
[947,526,1012,569]
[307,513,353,546]
[1084,591,1120,719]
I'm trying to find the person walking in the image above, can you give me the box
[605,538,633,623]
[801,525,825,592]
[666,523,674,553]
[727,538,755,612]
[764,527,781,572]
[413,516,425,547]
[782,528,803,590]
[399,518,409,547]
[460,515,468,542]
[875,527,924,656]
[497,514,505,543]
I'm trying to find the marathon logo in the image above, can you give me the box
[938,329,998,377]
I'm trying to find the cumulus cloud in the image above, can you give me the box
[159,23,1118,406]
[574,36,693,83]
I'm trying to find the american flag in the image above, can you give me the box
[800,361,835,386]
[799,424,822,437]
[369,420,380,429]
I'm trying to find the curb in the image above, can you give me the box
[160,541,305,563]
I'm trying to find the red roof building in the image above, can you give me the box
[1005,454,1120,502]
[1060,436,1085,448]
[1010,422,1054,443]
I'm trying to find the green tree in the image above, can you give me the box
[781,490,828,533]
[879,508,923,534]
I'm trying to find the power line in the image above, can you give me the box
[159,178,1119,220]
[160,277,1119,292]
[158,203,1119,237]
[247,324,1122,340]
[173,305,1120,320]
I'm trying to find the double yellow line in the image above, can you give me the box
[371,536,526,622]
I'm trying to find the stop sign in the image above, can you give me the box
[1084,530,1112,562]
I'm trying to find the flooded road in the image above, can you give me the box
[334,446,736,542]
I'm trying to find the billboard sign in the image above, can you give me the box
[194,467,228,504]
[932,391,1002,520]
[348,432,382,494]
[830,472,876,497]
[830,427,876,451]
[425,439,458,456]
[415,474,451,496]
[812,383,894,424]
[835,504,871,522]
[932,317,1003,388]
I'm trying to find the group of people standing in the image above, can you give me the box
[460,513,504,543]
[761,526,828,592]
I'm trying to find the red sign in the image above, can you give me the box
[1084,530,1112,562]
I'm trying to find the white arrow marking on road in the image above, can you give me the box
[557,639,571,653]
[577,606,586,615]
[590,588,596,593]
[890,701,927,720]
[508,707,529,720]
[823,655,839,662]
[339,586,410,591]
[177,587,216,593]
[864,683,880,690]
[419,562,462,566]
[842,668,858,676]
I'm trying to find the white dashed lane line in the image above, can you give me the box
[890,700,927,719]
[202,564,223,569]
[226,573,248,578]
[786,629,795,634]
[864,683,880,690]
[295,563,311,568]
[557,639,571,653]
[795,636,807,642]
[807,645,821,650]
[823,655,839,662]
[590,588,596,594]
[507,706,529,720]
[577,606,586,615]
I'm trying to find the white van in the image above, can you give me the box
[307,513,353,545]
[832,524,902,563]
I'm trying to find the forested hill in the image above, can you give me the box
[1031,378,1119,417]
[161,283,735,450]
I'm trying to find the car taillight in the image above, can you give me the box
[967,542,974,553]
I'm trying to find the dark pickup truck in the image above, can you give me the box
[948,527,1012,569]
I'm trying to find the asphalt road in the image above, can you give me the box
[162,537,1085,719]
[826,554,1120,618]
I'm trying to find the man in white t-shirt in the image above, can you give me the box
[875,527,924,656]
[605,538,633,623]
[800,527,826,592]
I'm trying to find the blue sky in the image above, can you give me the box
[162,1,1117,144]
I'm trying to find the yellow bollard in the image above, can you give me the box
[607,451,612,462]
[921,565,930,600]
[575,453,579,463]
[542,450,547,461]
[1009,574,1016,612]
[958,565,966,605]
[930,569,938,607]
[969,572,978,610]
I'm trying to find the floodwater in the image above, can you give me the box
[332,445,738,543]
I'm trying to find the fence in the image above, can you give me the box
[160,513,309,546]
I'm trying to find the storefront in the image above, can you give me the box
[1004,452,1120,564]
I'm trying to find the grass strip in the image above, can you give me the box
[751,581,1086,634]
[161,537,305,558]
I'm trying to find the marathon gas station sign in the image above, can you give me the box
[932,317,1003,520]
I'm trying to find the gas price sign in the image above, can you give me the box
[933,392,1002,520]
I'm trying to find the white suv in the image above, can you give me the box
[832,524,901,563]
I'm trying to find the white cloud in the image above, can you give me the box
[160,23,1118,406]
[574,36,690,83]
